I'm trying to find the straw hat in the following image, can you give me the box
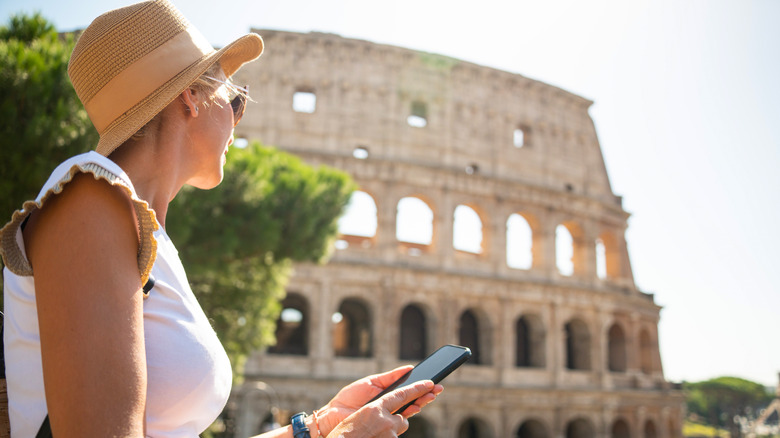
[68,0,264,156]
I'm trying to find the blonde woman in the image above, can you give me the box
[0,1,441,437]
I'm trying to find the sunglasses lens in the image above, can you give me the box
[230,86,248,126]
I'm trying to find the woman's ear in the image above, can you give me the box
[180,88,200,118]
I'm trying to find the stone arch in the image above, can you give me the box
[556,222,584,276]
[507,212,536,270]
[406,415,434,438]
[516,418,549,438]
[396,196,435,255]
[639,328,654,374]
[516,313,546,368]
[644,420,657,438]
[337,190,378,249]
[458,308,492,365]
[268,292,310,356]
[457,416,494,438]
[608,322,627,372]
[333,297,373,357]
[597,231,621,279]
[565,417,595,438]
[453,204,485,254]
[399,303,428,360]
[565,318,591,370]
[611,417,631,438]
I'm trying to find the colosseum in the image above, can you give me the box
[226,29,685,438]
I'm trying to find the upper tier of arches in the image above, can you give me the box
[337,191,632,285]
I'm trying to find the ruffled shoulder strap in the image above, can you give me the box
[0,152,159,287]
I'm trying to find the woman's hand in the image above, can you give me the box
[315,366,443,437]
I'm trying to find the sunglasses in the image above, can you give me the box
[204,76,249,127]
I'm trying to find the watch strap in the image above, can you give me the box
[291,412,311,438]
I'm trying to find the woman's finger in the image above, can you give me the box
[380,380,434,414]
[369,365,414,389]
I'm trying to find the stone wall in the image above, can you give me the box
[228,29,684,438]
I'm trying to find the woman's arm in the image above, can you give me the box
[253,367,443,438]
[25,173,147,437]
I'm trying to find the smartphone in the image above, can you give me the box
[367,344,472,413]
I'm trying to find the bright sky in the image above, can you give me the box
[3,0,778,387]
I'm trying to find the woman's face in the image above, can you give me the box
[185,86,237,189]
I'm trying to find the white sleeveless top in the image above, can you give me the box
[1,152,232,437]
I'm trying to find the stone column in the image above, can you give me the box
[537,211,558,278]
[312,278,332,376]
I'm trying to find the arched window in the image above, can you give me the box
[406,416,434,438]
[399,304,427,360]
[611,419,630,438]
[608,323,627,372]
[396,197,434,250]
[453,205,483,254]
[556,225,574,276]
[640,329,653,374]
[644,420,657,438]
[596,238,607,279]
[333,298,372,358]
[457,417,493,438]
[459,310,486,365]
[268,293,309,355]
[515,314,545,368]
[507,213,533,270]
[408,101,428,128]
[338,191,378,239]
[565,318,591,370]
[293,89,316,113]
[566,418,594,438]
[598,232,621,279]
[516,419,548,438]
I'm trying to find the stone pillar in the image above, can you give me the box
[580,221,598,281]
[312,278,332,376]
[437,191,455,269]
[489,201,507,274]
[537,211,558,278]
[377,184,398,261]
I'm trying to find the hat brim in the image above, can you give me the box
[95,32,263,156]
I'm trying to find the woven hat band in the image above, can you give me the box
[85,26,214,134]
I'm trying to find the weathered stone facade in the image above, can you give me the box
[229,29,685,438]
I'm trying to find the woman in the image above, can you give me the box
[0,1,441,436]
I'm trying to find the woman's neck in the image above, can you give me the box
[107,119,191,229]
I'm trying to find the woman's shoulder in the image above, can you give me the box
[0,153,158,285]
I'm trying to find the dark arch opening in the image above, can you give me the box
[268,293,309,355]
[333,298,372,358]
[399,304,427,360]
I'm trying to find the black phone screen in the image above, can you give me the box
[367,344,471,412]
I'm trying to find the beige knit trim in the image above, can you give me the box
[0,163,159,291]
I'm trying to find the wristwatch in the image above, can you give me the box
[291,412,311,438]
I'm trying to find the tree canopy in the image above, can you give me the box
[685,376,774,437]
[0,12,97,219]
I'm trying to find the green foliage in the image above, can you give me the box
[685,376,773,437]
[0,13,98,301]
[167,142,355,373]
[0,12,55,43]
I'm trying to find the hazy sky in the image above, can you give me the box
[2,0,778,386]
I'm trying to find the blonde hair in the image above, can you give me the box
[124,62,227,144]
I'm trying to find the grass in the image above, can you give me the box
[683,420,730,438]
